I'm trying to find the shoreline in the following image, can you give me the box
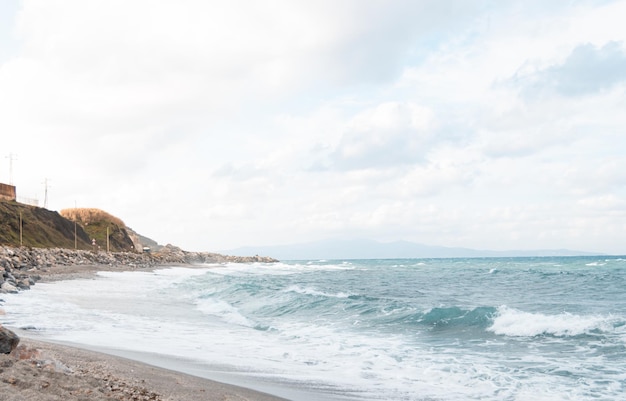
[28,261,193,283]
[1,247,293,401]
[1,337,287,401]
[1,244,278,292]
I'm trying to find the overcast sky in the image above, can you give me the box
[1,0,625,254]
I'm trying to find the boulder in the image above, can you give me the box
[16,279,31,290]
[0,324,20,354]
[0,281,18,293]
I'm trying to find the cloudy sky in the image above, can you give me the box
[1,0,625,254]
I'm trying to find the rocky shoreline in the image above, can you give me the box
[0,244,278,293]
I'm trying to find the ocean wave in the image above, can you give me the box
[283,285,353,299]
[488,306,623,337]
[585,261,606,266]
[417,306,497,329]
[151,266,213,277]
[205,261,357,277]
[194,298,256,327]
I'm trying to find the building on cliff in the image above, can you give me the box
[0,183,16,201]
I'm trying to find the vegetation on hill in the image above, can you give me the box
[0,200,91,249]
[60,208,135,252]
[59,208,125,227]
[0,201,137,252]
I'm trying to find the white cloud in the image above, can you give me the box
[325,101,436,170]
[1,0,626,254]
[511,41,626,97]
[578,194,626,211]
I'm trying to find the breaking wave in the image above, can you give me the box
[488,305,625,337]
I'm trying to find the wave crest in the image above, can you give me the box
[488,306,623,337]
[284,285,353,299]
[195,298,256,327]
[418,306,497,329]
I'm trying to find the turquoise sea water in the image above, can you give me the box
[1,256,625,400]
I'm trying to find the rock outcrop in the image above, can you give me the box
[0,324,19,354]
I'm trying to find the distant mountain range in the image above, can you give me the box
[222,239,603,260]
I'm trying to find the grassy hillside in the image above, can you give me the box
[59,208,136,252]
[0,200,92,249]
[0,201,138,252]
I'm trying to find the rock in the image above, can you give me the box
[16,279,31,290]
[0,324,20,354]
[0,281,18,294]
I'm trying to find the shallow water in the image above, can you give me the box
[2,256,625,400]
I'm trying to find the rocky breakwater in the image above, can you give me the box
[153,244,279,265]
[0,246,157,293]
[0,245,278,294]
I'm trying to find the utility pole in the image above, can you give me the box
[19,211,23,247]
[5,153,17,185]
[106,226,110,252]
[43,178,51,209]
[74,201,77,249]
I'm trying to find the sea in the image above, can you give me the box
[1,256,625,401]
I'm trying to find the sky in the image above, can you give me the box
[1,0,625,254]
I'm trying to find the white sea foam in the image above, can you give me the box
[489,306,620,337]
[284,285,352,299]
[194,298,256,327]
[204,261,356,278]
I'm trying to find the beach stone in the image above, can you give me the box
[16,279,31,290]
[0,325,20,354]
[0,281,18,294]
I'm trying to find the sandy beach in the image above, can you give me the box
[1,262,288,401]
